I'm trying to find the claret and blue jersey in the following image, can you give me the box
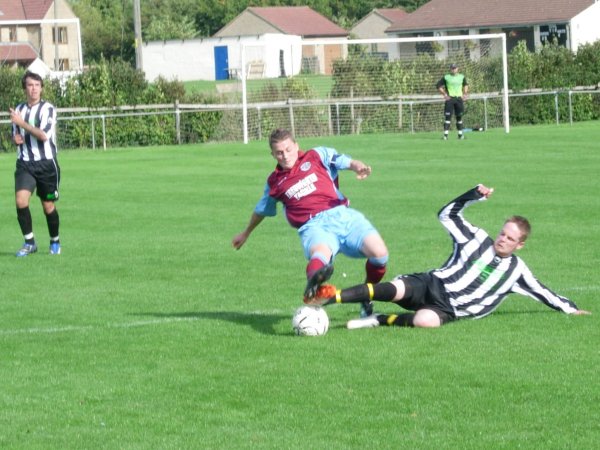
[254,146,353,228]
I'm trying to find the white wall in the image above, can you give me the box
[141,34,302,82]
[570,1,600,51]
[241,35,303,78]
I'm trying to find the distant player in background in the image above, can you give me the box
[9,71,61,257]
[306,184,591,328]
[437,63,469,140]
[232,128,388,317]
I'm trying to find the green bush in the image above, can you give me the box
[574,41,600,86]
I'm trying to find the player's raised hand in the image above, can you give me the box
[477,184,494,198]
[350,160,372,180]
[9,108,25,127]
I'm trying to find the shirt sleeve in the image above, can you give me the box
[253,182,277,217]
[312,146,352,170]
[41,103,57,138]
[437,186,487,244]
[511,263,580,314]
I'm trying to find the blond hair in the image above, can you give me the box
[506,215,531,242]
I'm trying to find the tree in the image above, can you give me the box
[69,0,135,63]
[144,15,198,41]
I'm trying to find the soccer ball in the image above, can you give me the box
[292,305,329,336]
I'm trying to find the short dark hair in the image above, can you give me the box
[269,128,294,147]
[22,71,44,89]
[506,215,531,242]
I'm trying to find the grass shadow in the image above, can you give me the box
[134,310,291,336]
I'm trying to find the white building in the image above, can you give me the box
[141,33,303,82]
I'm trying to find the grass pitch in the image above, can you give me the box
[0,123,598,449]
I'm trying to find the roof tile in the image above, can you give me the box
[0,42,38,60]
[374,8,409,24]
[0,0,53,21]
[248,6,348,37]
[388,0,596,32]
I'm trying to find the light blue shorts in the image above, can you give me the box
[298,205,380,261]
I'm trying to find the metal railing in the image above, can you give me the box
[1,89,598,151]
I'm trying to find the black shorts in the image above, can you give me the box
[393,272,456,324]
[444,97,464,117]
[15,158,61,202]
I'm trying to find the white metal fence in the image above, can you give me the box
[1,89,598,151]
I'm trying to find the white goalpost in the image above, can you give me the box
[238,33,509,143]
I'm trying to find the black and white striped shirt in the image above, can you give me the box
[12,100,57,162]
[433,187,579,319]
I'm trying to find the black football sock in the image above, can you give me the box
[333,282,398,304]
[45,208,60,240]
[17,207,34,240]
[378,313,415,327]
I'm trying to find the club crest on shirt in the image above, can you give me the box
[300,162,311,171]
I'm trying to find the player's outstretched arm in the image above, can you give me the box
[232,212,265,250]
[349,159,372,180]
[572,309,592,315]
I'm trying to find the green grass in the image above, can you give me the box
[185,74,334,97]
[1,123,599,449]
[184,79,223,95]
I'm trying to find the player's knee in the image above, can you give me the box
[372,243,389,260]
[309,250,331,265]
[413,309,442,328]
[362,235,388,259]
[368,254,388,267]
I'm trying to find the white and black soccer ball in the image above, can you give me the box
[292,305,329,336]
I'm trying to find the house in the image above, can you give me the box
[350,8,409,56]
[385,0,600,57]
[214,6,349,76]
[214,6,348,39]
[0,0,82,72]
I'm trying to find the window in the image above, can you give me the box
[58,59,70,70]
[0,26,15,42]
[540,24,567,47]
[52,27,68,44]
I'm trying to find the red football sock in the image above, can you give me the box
[306,258,326,280]
[365,260,386,284]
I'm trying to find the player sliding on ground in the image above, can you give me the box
[306,184,591,329]
[232,128,388,317]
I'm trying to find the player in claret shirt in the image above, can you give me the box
[232,128,388,316]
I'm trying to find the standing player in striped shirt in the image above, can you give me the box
[9,71,61,257]
[306,184,590,328]
[232,128,388,316]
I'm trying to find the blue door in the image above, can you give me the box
[214,46,229,80]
